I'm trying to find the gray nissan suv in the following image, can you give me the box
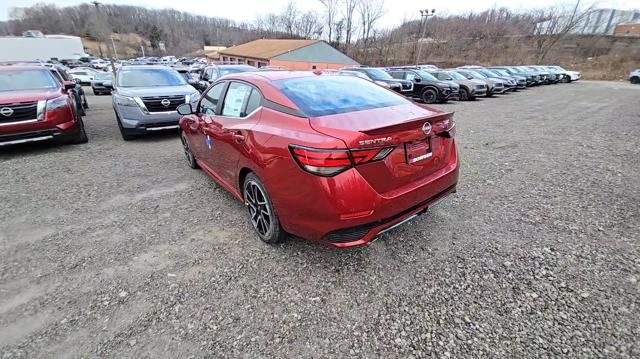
[112,66,200,140]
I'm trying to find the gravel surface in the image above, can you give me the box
[1,81,639,358]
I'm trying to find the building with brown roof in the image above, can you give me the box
[218,39,359,70]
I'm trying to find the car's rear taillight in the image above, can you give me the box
[290,145,395,177]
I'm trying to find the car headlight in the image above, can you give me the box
[186,91,201,103]
[115,95,137,107]
[46,96,69,112]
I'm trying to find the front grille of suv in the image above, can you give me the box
[140,95,185,112]
[0,101,38,125]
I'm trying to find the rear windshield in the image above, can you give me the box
[117,69,186,87]
[219,66,256,76]
[275,76,408,117]
[0,70,58,91]
[94,72,113,80]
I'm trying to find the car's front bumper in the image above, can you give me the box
[114,103,181,134]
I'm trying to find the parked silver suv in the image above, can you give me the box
[112,66,200,140]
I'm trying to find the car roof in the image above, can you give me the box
[119,65,175,71]
[227,70,355,82]
[0,65,48,72]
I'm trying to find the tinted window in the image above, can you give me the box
[219,66,256,76]
[274,76,408,117]
[364,68,393,80]
[244,89,262,115]
[200,82,225,115]
[94,72,112,80]
[118,69,186,87]
[222,82,253,117]
[415,71,438,81]
[0,70,58,91]
[389,71,404,80]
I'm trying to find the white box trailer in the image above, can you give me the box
[0,36,89,62]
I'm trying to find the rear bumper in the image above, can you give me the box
[268,139,460,247]
[322,183,457,247]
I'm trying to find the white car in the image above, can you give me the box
[91,59,109,70]
[547,66,581,82]
[629,69,640,84]
[69,69,97,85]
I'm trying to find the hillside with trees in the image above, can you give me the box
[2,1,638,79]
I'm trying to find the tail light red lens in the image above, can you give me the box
[290,145,395,177]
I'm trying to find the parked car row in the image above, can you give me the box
[0,62,582,247]
[332,64,581,104]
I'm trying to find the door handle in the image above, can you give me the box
[231,131,245,142]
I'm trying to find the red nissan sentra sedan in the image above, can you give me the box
[177,71,459,247]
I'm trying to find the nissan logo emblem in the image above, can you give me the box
[0,107,13,117]
[161,99,171,107]
[422,122,432,135]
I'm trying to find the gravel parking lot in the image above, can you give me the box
[1,81,639,358]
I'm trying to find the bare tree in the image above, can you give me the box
[357,0,385,48]
[342,0,358,53]
[280,1,299,38]
[296,11,324,39]
[532,0,591,63]
[318,0,339,43]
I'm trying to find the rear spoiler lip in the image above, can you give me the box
[359,111,454,136]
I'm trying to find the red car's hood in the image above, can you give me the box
[0,89,62,104]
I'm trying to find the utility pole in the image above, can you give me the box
[415,9,435,65]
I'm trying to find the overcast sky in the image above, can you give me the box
[2,0,638,26]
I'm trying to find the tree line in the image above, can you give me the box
[2,0,601,66]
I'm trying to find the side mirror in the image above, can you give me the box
[414,78,421,83]
[63,81,76,90]
[177,103,193,115]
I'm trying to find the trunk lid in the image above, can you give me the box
[309,103,456,195]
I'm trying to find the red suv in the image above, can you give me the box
[178,71,459,247]
[0,66,88,147]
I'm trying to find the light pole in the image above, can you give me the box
[415,8,435,65]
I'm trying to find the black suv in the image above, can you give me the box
[47,64,89,116]
[175,67,209,93]
[387,68,459,104]
[341,67,413,95]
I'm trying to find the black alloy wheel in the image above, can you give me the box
[459,88,469,101]
[243,173,286,244]
[180,131,198,169]
[421,88,438,104]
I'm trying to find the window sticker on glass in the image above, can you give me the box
[222,83,251,117]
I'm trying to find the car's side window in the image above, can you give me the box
[50,70,64,84]
[389,71,403,80]
[244,89,263,116]
[221,82,253,118]
[200,82,225,116]
[405,72,417,81]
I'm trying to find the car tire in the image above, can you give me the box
[82,94,89,109]
[243,173,287,244]
[631,77,640,85]
[180,131,199,169]
[459,88,469,101]
[116,113,136,141]
[68,115,88,144]
[421,88,438,104]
